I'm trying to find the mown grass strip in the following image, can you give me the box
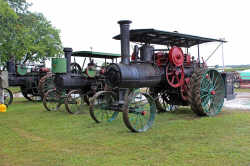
[0,98,250,166]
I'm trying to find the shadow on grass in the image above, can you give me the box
[14,99,41,104]
[170,107,193,115]
[159,107,206,121]
[164,107,241,122]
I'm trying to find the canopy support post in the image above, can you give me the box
[205,42,223,63]
[197,44,200,65]
[222,42,224,72]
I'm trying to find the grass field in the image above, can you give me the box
[235,88,250,93]
[224,67,250,72]
[0,98,250,166]
[8,87,21,94]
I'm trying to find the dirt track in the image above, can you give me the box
[223,92,250,110]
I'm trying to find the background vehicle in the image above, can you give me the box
[41,49,120,114]
[3,58,50,101]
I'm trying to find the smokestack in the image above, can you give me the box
[63,47,73,73]
[7,57,15,74]
[118,20,132,65]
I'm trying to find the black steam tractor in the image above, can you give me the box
[89,20,231,132]
[41,49,120,114]
[3,58,50,102]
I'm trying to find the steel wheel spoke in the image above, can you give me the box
[201,93,209,98]
[171,75,175,83]
[213,75,219,88]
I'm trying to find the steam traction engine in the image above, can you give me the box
[41,48,120,114]
[4,58,50,101]
[90,20,227,132]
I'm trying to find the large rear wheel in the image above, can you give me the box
[38,73,55,98]
[21,86,41,101]
[189,69,225,116]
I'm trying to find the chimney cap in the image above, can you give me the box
[63,47,73,52]
[118,20,132,25]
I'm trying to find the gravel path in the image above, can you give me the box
[13,92,23,98]
[224,92,250,110]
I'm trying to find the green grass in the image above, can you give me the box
[8,86,21,94]
[0,98,250,166]
[224,67,250,72]
[235,88,250,93]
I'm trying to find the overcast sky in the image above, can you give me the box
[27,0,250,66]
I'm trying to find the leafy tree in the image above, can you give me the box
[0,0,19,63]
[4,0,30,14]
[0,0,62,64]
[18,12,63,62]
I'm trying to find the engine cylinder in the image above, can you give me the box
[106,63,161,88]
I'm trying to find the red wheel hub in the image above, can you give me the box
[210,90,216,95]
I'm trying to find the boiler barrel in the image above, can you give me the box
[106,63,161,88]
[55,74,91,89]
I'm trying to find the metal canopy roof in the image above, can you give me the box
[113,29,226,48]
[72,51,120,59]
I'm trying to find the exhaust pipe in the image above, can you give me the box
[63,47,73,73]
[118,20,132,65]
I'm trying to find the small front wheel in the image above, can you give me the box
[123,89,156,132]
[89,91,119,123]
[43,89,64,111]
[65,90,89,114]
[3,88,13,106]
